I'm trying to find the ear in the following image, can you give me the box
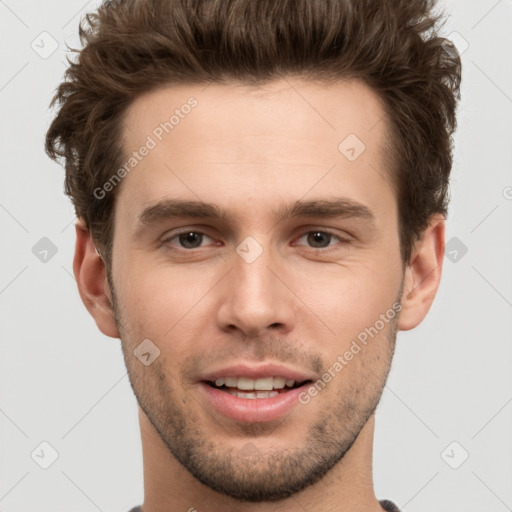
[73,218,120,338]
[398,214,445,331]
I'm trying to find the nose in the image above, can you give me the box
[216,244,297,337]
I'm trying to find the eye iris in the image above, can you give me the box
[179,232,203,249]
[307,231,331,248]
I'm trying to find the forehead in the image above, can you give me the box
[116,78,395,228]
[122,78,389,153]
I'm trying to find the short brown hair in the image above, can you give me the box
[45,0,461,269]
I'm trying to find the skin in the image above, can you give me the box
[73,78,445,512]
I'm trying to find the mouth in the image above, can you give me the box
[203,376,313,399]
[199,376,314,423]
[197,363,317,422]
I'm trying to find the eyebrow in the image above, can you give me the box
[137,197,376,229]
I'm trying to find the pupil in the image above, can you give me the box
[308,231,330,248]
[179,232,202,249]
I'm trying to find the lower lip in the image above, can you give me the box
[198,382,309,423]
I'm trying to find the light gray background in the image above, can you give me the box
[1,1,511,511]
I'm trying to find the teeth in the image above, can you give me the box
[225,389,280,399]
[213,376,297,390]
[255,377,273,390]
[256,391,278,398]
[237,376,255,390]
[224,377,238,387]
[272,377,286,389]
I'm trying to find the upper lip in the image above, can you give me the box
[199,362,317,383]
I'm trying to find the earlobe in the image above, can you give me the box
[73,219,120,339]
[398,215,445,332]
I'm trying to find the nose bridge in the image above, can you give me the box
[216,237,295,336]
[236,247,276,300]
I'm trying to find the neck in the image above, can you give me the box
[138,406,383,512]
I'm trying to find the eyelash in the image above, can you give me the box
[161,229,352,251]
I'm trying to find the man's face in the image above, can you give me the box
[110,78,404,501]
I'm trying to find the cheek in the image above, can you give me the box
[296,258,402,342]
[115,259,216,340]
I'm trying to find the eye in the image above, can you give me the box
[163,230,214,249]
[294,230,350,249]
[161,228,350,252]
